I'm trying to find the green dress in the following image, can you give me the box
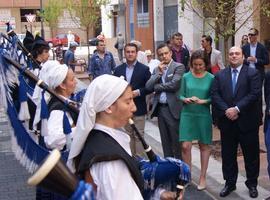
[179,71,214,144]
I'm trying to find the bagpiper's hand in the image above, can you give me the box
[160,191,177,200]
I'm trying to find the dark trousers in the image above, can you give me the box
[157,105,181,159]
[220,122,260,188]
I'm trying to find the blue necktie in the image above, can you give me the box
[232,69,238,94]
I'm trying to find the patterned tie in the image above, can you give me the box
[232,69,238,94]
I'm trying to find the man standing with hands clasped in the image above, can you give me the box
[146,43,185,159]
[211,46,261,198]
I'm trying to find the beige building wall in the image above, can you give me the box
[0,1,96,44]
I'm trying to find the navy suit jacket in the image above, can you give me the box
[211,64,262,132]
[114,61,151,116]
[242,42,269,79]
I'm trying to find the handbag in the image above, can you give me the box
[211,64,220,74]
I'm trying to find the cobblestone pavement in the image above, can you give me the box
[0,108,35,200]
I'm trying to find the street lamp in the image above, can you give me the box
[40,0,45,38]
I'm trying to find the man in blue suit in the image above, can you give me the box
[242,28,269,80]
[242,28,269,124]
[114,43,151,156]
[211,47,262,198]
[264,71,270,180]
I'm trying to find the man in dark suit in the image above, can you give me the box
[264,71,270,179]
[114,43,151,156]
[171,32,190,72]
[242,28,269,81]
[146,43,185,159]
[211,46,262,198]
[242,28,269,124]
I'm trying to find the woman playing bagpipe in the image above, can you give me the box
[31,61,78,200]
[67,74,191,200]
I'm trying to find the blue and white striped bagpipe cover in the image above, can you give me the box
[0,28,93,200]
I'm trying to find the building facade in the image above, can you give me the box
[0,0,98,44]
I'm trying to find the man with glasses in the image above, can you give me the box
[242,28,269,81]
[242,28,269,125]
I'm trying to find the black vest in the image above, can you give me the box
[76,129,144,192]
[48,96,78,124]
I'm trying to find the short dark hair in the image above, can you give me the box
[156,43,171,53]
[32,46,50,59]
[190,49,209,70]
[124,43,138,52]
[172,32,183,39]
[202,35,212,45]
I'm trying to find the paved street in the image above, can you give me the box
[0,108,35,200]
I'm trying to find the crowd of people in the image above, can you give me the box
[85,28,270,199]
[15,26,270,200]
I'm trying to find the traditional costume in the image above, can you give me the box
[33,61,77,200]
[68,75,145,199]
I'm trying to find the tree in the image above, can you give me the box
[180,0,270,63]
[66,0,108,58]
[38,0,64,37]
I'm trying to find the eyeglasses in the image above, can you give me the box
[248,34,256,37]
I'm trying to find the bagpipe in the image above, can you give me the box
[27,149,94,200]
[0,25,190,199]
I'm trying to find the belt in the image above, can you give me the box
[158,103,168,107]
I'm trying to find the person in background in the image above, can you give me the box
[171,32,190,72]
[241,35,249,47]
[63,41,79,71]
[242,28,269,81]
[114,43,151,156]
[146,43,185,159]
[145,49,160,74]
[201,35,225,74]
[67,30,75,48]
[116,32,125,63]
[211,47,261,198]
[242,28,269,125]
[88,39,116,79]
[130,40,148,65]
[179,50,214,191]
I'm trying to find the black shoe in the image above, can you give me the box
[219,185,236,197]
[248,186,258,198]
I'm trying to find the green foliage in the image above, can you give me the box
[66,0,109,30]
[38,0,64,29]
[261,2,270,23]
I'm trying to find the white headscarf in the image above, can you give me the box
[32,61,69,130]
[67,74,128,172]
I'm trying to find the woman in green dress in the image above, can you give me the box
[179,50,214,191]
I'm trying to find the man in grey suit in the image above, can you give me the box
[146,43,185,159]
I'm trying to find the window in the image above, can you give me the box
[137,0,149,27]
[137,0,148,13]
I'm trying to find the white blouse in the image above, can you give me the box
[45,110,75,150]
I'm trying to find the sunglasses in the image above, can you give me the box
[248,34,256,36]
